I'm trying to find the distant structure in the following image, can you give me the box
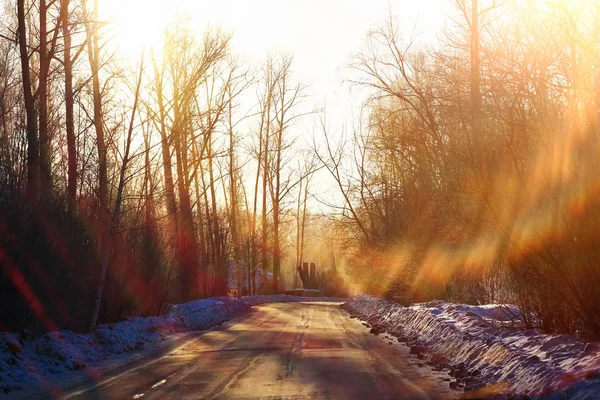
[296,262,318,289]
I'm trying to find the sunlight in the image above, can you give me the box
[99,0,172,60]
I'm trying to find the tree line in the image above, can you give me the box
[2,0,599,341]
[323,0,600,339]
[0,0,325,333]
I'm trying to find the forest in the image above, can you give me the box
[1,0,600,342]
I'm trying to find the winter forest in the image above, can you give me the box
[1,0,600,344]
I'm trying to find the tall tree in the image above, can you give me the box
[82,0,108,214]
[151,53,178,227]
[17,0,39,198]
[154,26,229,300]
[259,59,275,291]
[38,0,61,186]
[470,0,481,140]
[269,55,306,293]
[60,0,76,211]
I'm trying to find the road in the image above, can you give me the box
[58,302,456,399]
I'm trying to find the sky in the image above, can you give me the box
[104,0,452,106]
[100,0,454,211]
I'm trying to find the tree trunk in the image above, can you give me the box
[191,139,208,297]
[173,108,199,302]
[199,158,213,294]
[299,174,309,269]
[261,116,269,292]
[208,130,225,295]
[294,176,303,289]
[471,0,481,137]
[250,134,262,295]
[272,128,282,294]
[152,58,178,225]
[83,0,107,214]
[61,0,76,212]
[271,65,288,294]
[272,204,280,293]
[228,92,240,296]
[17,0,39,199]
[39,0,52,187]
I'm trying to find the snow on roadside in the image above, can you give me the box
[344,295,600,399]
[169,297,248,330]
[0,297,248,394]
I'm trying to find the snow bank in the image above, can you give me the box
[0,297,248,394]
[169,297,248,330]
[344,295,600,399]
[227,264,275,293]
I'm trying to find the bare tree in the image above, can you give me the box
[38,0,61,186]
[60,0,76,211]
[82,0,108,214]
[17,0,39,198]
[89,52,145,330]
[269,55,308,292]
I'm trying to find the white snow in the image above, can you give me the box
[344,295,600,399]
[168,297,243,330]
[0,297,249,394]
[226,264,281,293]
[0,295,344,395]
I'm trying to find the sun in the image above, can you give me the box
[98,0,174,61]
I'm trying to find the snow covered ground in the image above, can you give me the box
[0,297,249,395]
[344,295,600,399]
[0,295,343,395]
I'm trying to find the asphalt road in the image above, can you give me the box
[58,302,456,399]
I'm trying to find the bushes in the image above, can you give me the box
[0,191,179,335]
[100,214,179,323]
[0,194,98,333]
[317,267,349,298]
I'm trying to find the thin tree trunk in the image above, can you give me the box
[17,0,39,198]
[152,57,178,224]
[61,0,76,212]
[83,0,107,214]
[261,113,270,292]
[228,91,240,297]
[271,65,288,294]
[199,158,213,295]
[142,121,154,223]
[39,0,52,187]
[471,0,481,137]
[251,116,263,295]
[299,177,309,265]
[272,126,283,294]
[174,118,198,302]
[207,130,225,295]
[294,175,303,289]
[191,139,207,297]
[272,125,281,293]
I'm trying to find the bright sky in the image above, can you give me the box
[100,0,453,211]
[102,0,452,107]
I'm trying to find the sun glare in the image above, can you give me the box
[99,0,172,60]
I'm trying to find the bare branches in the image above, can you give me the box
[312,114,370,242]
